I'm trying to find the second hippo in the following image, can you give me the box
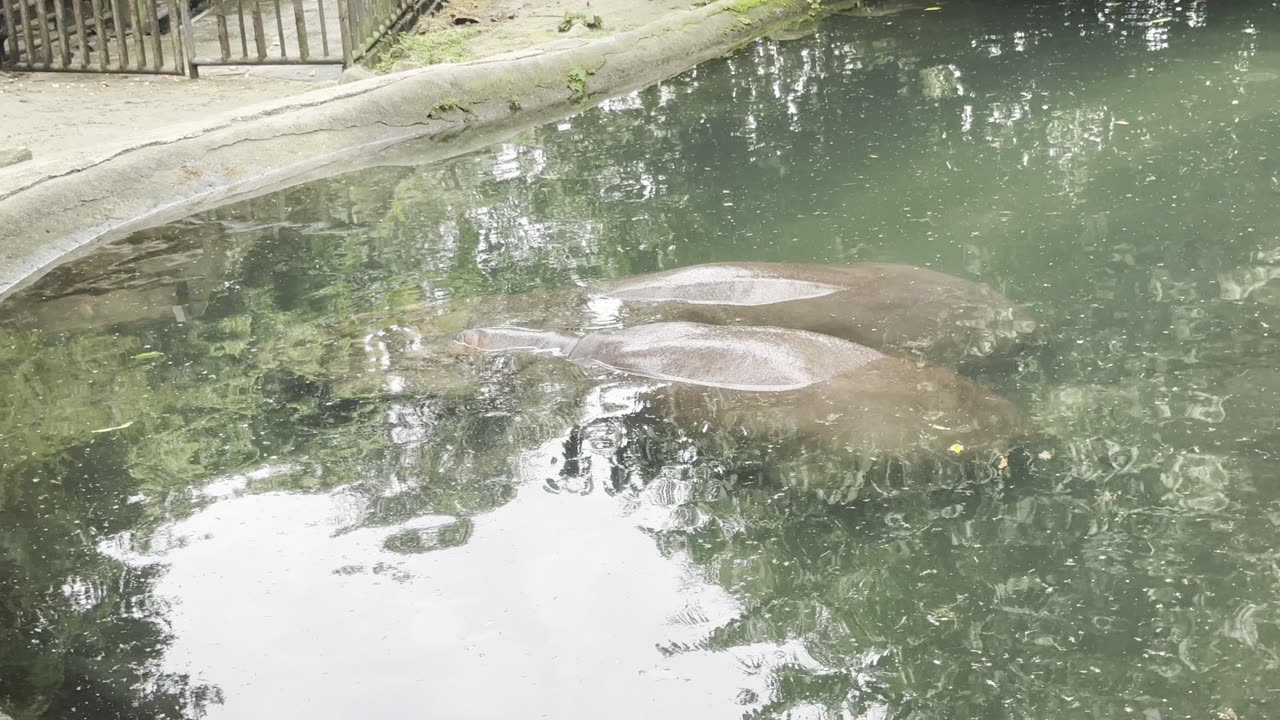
[457,322,1028,457]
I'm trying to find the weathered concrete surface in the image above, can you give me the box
[0,147,32,168]
[0,0,813,301]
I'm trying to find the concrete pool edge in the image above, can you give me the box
[0,0,821,302]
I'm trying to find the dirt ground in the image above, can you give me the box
[417,0,689,60]
[0,0,686,165]
[0,69,339,162]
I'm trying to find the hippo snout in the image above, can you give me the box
[984,305,1043,359]
[1009,305,1041,341]
[455,329,484,349]
[976,393,1029,440]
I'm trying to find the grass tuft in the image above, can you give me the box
[374,28,483,73]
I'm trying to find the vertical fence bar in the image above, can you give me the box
[290,0,307,60]
[52,0,71,67]
[315,0,328,57]
[36,0,54,66]
[109,0,129,68]
[131,0,147,69]
[178,0,196,75]
[270,0,284,57]
[71,0,89,67]
[250,0,265,58]
[2,0,19,65]
[164,0,181,70]
[212,0,229,59]
[335,0,350,64]
[16,0,36,66]
[145,0,160,70]
[235,0,247,58]
[90,0,107,67]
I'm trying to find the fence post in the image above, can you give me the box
[179,0,199,77]
[52,0,72,67]
[1,0,19,66]
[336,0,351,65]
[164,0,183,70]
[212,0,229,60]
[250,0,266,59]
[90,0,108,69]
[36,0,54,67]
[290,0,309,60]
[71,0,89,68]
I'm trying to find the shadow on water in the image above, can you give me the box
[5,0,1280,717]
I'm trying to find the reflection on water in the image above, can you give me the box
[5,0,1280,717]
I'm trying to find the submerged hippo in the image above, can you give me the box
[457,322,1027,456]
[594,262,1039,366]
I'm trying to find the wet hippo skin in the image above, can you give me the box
[595,262,1040,366]
[457,322,1028,456]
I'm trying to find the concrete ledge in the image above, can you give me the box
[0,0,812,301]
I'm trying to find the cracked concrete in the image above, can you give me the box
[0,0,815,300]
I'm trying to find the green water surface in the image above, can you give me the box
[3,0,1280,718]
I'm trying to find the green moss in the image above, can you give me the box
[721,0,804,17]
[558,10,604,32]
[374,28,483,74]
[566,68,592,102]
[727,0,773,13]
[716,0,813,35]
[428,98,467,118]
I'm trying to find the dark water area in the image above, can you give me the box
[4,0,1280,717]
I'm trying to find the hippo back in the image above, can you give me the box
[567,322,885,392]
[599,263,846,306]
[597,262,1039,365]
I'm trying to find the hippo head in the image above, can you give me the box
[927,292,1042,369]
[974,300,1042,359]
[901,363,1031,454]
[455,328,486,350]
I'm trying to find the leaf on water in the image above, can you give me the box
[132,351,166,361]
[948,443,965,454]
[925,6,942,10]
[1113,120,1130,126]
[1037,450,1053,460]
[998,456,1009,469]
[91,421,135,433]
[639,667,682,681]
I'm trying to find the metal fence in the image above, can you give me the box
[0,0,433,75]
[344,0,432,63]
[191,0,346,70]
[0,0,191,73]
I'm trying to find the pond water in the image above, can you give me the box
[4,0,1280,717]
